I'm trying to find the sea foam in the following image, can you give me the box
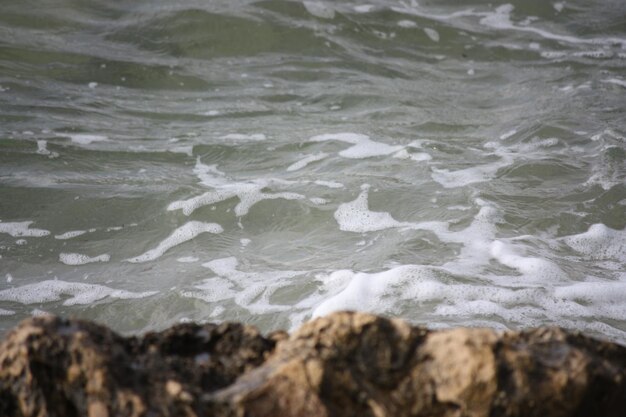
[287,152,328,171]
[55,230,87,240]
[0,279,157,306]
[334,184,412,232]
[59,253,111,266]
[168,158,305,216]
[127,221,223,263]
[310,133,403,159]
[182,257,302,314]
[0,221,50,237]
[562,224,626,262]
[61,133,109,145]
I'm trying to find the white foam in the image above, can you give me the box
[334,185,412,233]
[220,133,266,141]
[311,262,626,338]
[602,78,626,88]
[0,308,15,316]
[287,152,328,171]
[204,110,220,116]
[499,129,517,140]
[181,276,236,303]
[6,274,13,283]
[168,189,239,215]
[541,51,567,59]
[36,140,50,156]
[16,239,27,246]
[210,306,225,317]
[310,133,403,159]
[490,240,565,282]
[182,257,301,313]
[0,279,157,306]
[303,1,335,19]
[354,4,374,13]
[169,183,304,217]
[310,197,328,205]
[0,221,50,237]
[314,180,344,188]
[393,149,432,161]
[193,159,229,188]
[168,158,305,217]
[177,256,199,263]
[333,192,501,273]
[584,167,621,191]
[59,253,110,266]
[555,281,626,304]
[431,153,513,188]
[424,27,440,42]
[127,221,223,263]
[553,2,565,12]
[433,204,500,273]
[62,134,109,145]
[313,265,438,317]
[168,145,194,156]
[562,224,626,262]
[398,20,417,28]
[480,4,626,48]
[31,309,52,317]
[55,230,87,240]
[447,205,471,211]
[391,3,480,22]
[572,50,614,59]
[240,238,251,247]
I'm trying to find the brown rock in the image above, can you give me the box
[1,312,625,417]
[0,315,275,417]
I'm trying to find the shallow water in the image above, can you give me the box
[1,0,625,342]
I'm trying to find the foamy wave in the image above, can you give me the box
[182,256,302,314]
[55,230,87,240]
[0,221,50,237]
[59,253,110,266]
[562,224,626,262]
[334,184,412,232]
[312,264,626,337]
[220,133,266,141]
[0,279,157,306]
[310,133,403,159]
[287,152,328,171]
[61,133,109,145]
[168,158,305,217]
[127,221,224,263]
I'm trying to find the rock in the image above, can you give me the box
[1,312,625,417]
[0,316,275,417]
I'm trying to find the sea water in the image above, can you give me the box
[0,0,625,342]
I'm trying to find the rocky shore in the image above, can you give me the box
[1,311,625,417]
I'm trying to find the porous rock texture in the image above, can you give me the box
[1,312,625,417]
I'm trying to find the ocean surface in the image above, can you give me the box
[1,0,625,342]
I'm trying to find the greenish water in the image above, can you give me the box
[1,0,625,342]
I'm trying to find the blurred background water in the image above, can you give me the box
[1,0,625,342]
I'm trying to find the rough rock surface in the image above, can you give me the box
[1,312,625,417]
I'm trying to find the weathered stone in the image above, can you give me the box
[1,312,625,417]
[0,316,275,417]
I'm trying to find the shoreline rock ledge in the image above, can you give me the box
[1,312,625,417]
